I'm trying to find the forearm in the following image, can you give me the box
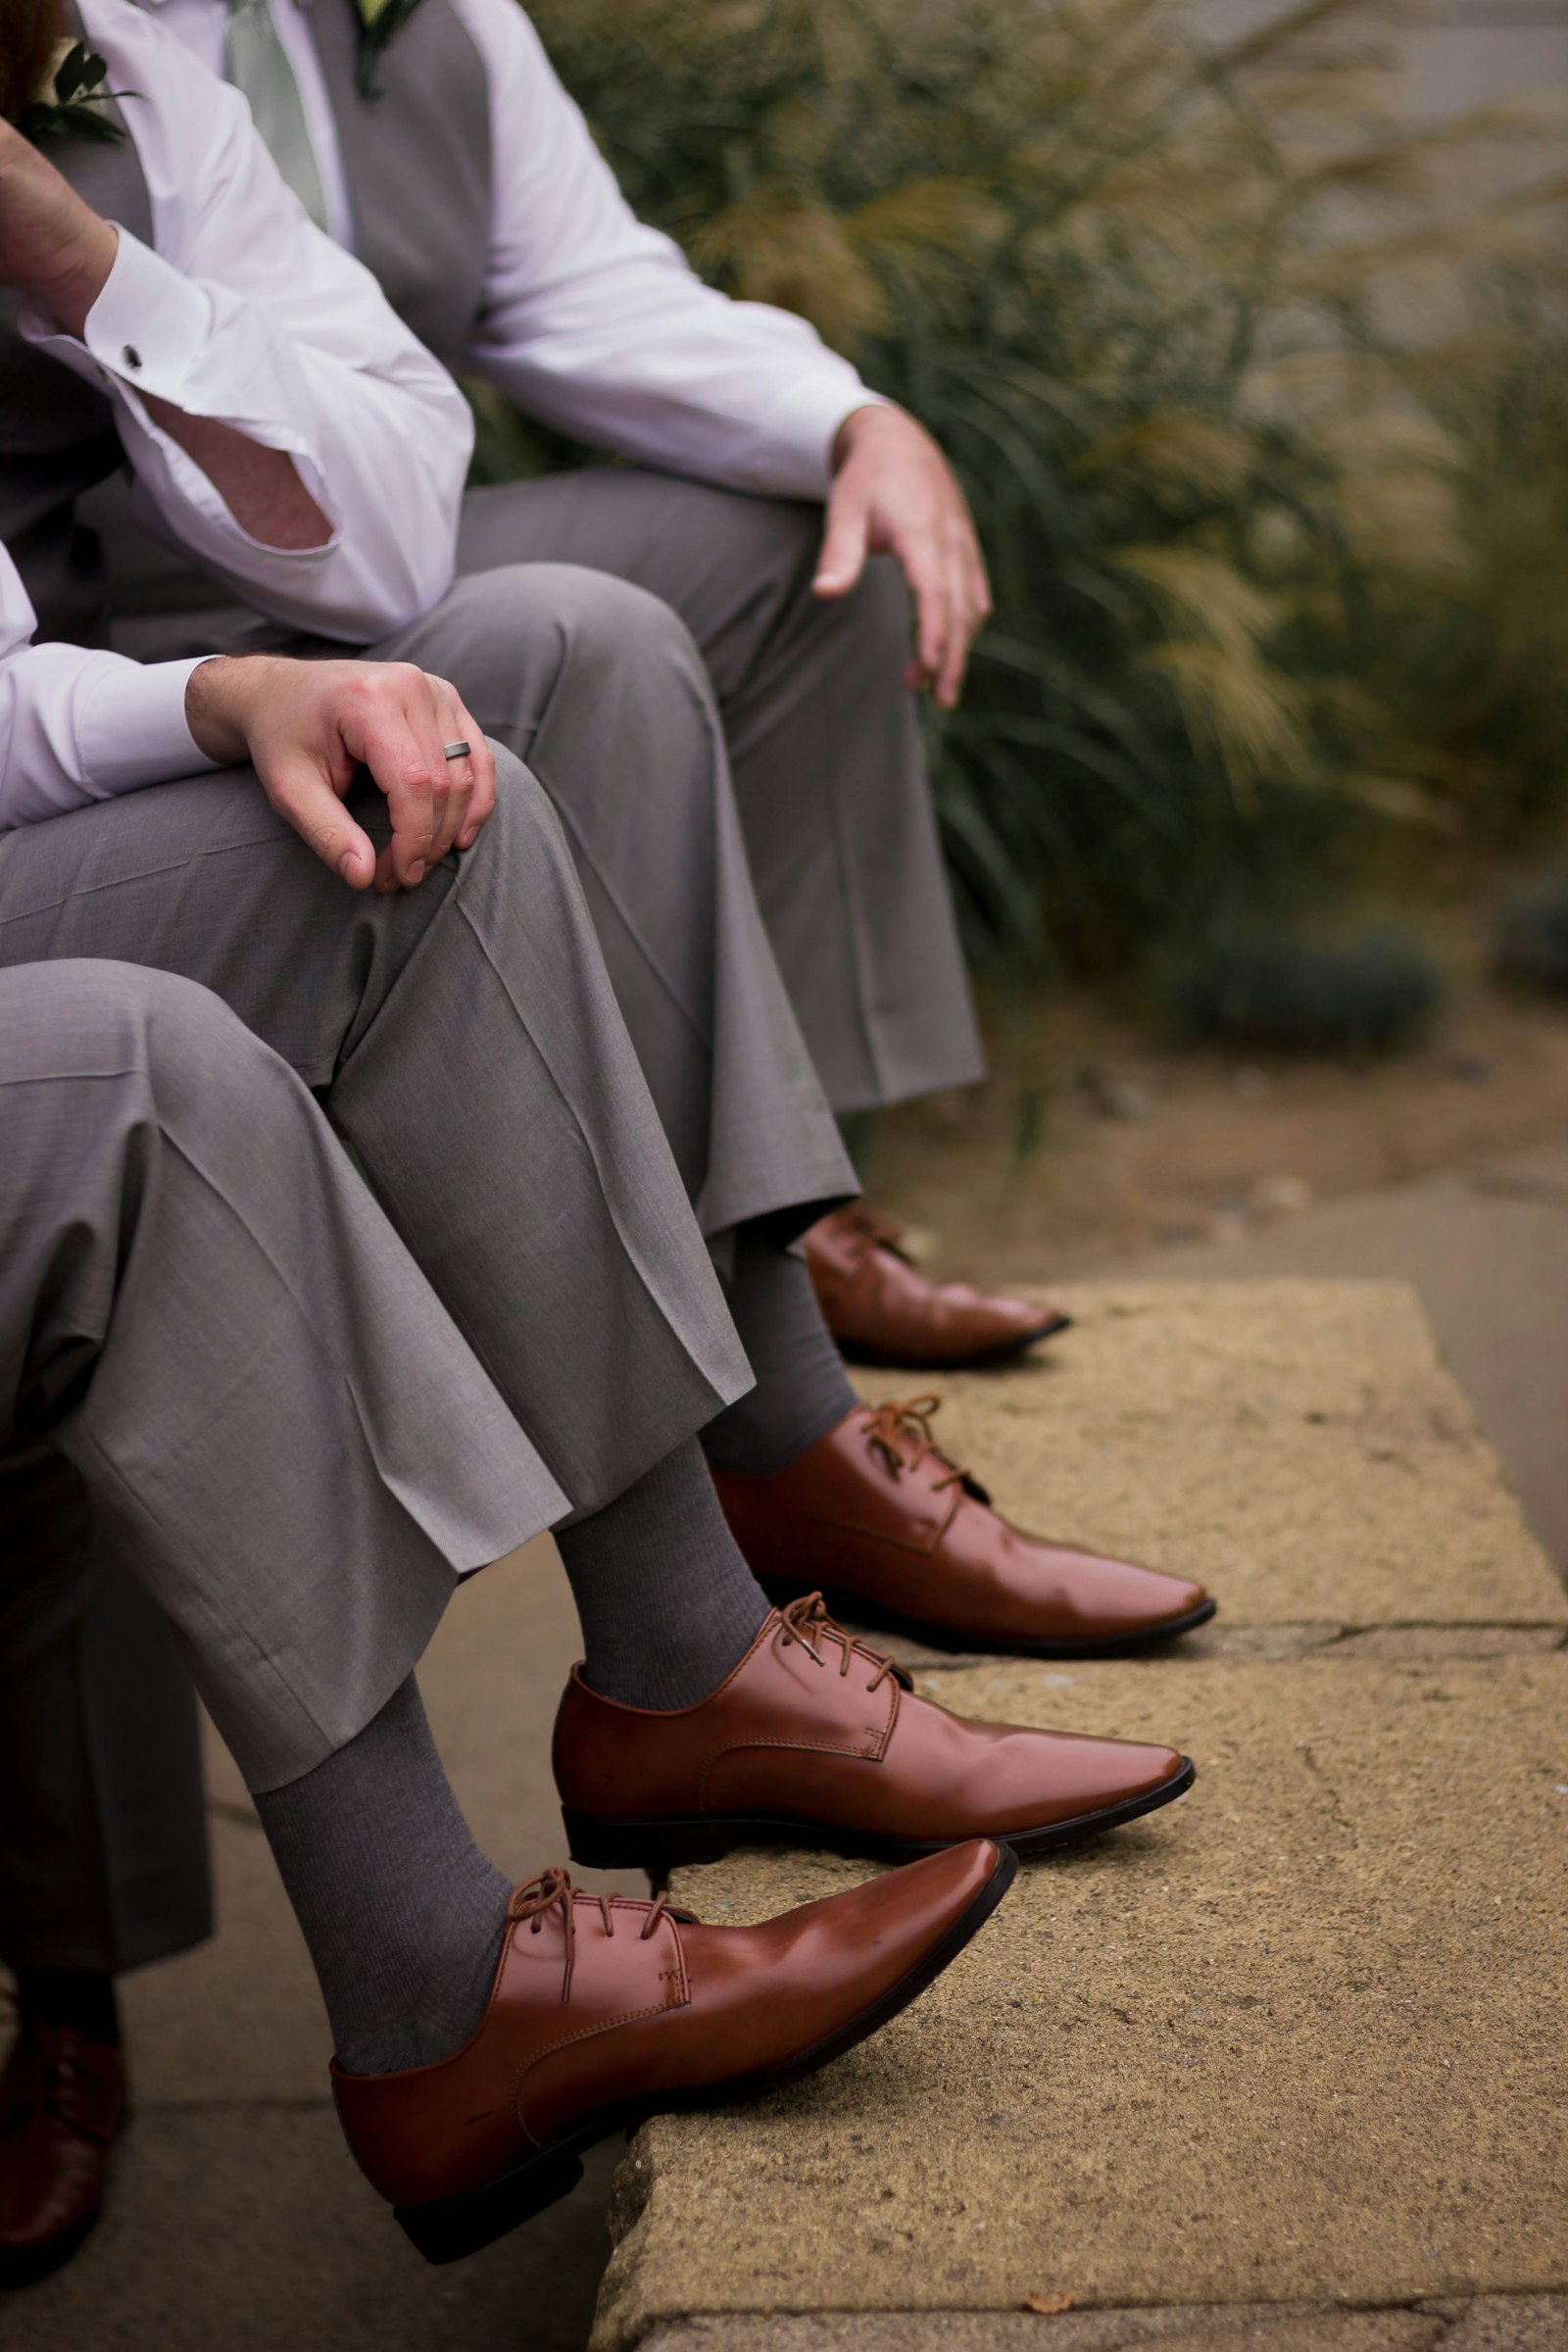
[141,396,330,550]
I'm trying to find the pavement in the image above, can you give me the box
[3,1151,1566,2350]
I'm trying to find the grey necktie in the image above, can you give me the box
[224,0,331,233]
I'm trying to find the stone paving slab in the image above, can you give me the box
[595,1653,1568,2348]
[853,1284,1567,1630]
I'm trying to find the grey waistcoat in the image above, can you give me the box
[82,0,495,658]
[312,0,493,380]
[0,76,153,646]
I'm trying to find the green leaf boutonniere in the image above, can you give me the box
[352,0,428,101]
[19,40,133,146]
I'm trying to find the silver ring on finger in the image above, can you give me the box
[442,740,471,761]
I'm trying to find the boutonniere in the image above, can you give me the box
[352,0,427,100]
[19,39,132,145]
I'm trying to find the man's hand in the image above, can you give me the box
[186,656,496,891]
[815,405,992,710]
[0,116,118,335]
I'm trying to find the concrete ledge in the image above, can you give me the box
[594,1283,1568,2352]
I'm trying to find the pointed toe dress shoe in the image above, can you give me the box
[712,1396,1215,1656]
[332,1845,1014,2265]
[0,2015,125,2288]
[805,1204,1070,1369]
[555,1594,1194,1870]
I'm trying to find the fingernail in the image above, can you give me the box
[406,860,425,884]
[338,851,359,883]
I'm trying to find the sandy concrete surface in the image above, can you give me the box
[1077,1146,1568,1576]
[594,1281,1568,2352]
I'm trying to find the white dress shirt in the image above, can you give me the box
[0,550,220,831]
[141,0,884,499]
[1,0,473,826]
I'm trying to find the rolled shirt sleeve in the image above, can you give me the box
[0,549,220,833]
[26,0,473,644]
[453,0,888,501]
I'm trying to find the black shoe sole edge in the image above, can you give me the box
[562,1756,1195,1873]
[0,2212,99,2292]
[837,1310,1073,1371]
[391,1840,1019,2268]
[757,1583,1217,1658]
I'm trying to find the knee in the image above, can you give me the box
[0,961,246,1085]
[540,563,707,684]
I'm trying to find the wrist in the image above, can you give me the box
[185,655,281,766]
[35,217,119,340]
[831,401,902,472]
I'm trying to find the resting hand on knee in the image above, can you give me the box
[814,405,992,711]
[184,655,496,892]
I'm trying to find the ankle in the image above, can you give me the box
[13,1969,121,2045]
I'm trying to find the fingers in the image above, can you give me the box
[813,481,872,601]
[345,664,446,893]
[901,518,992,710]
[427,677,496,857]
[455,710,496,851]
[262,754,377,889]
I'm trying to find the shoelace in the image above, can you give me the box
[511,1866,673,2006]
[833,1200,912,1264]
[860,1394,969,1495]
[776,1592,898,1691]
[0,2012,117,2140]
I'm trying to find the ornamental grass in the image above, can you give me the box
[484,0,1568,990]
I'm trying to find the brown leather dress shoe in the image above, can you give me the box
[0,2015,124,2288]
[712,1396,1215,1655]
[333,1845,1014,2265]
[554,1593,1194,1869]
[805,1203,1070,1368]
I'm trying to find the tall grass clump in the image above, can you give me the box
[507,0,1568,983]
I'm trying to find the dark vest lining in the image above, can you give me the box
[0,36,153,647]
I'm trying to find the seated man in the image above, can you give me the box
[0,602,1199,2281]
[107,0,1062,1365]
[0,954,1020,2272]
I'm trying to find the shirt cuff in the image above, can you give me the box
[81,227,217,406]
[20,227,217,409]
[76,657,224,794]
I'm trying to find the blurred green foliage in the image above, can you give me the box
[1156,922,1446,1052]
[490,0,1568,993]
[1493,870,1568,996]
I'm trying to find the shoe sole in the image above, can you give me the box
[758,1581,1218,1658]
[562,1755,1195,1872]
[0,2212,99,2291]
[836,1310,1073,1370]
[392,1840,1018,2266]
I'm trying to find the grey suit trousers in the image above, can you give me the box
[0,754,751,1899]
[0,564,863,1971]
[0,961,590,1794]
[453,470,985,1116]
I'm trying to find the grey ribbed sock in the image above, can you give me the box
[555,1438,769,1708]
[701,1230,856,1479]
[255,1677,511,2078]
